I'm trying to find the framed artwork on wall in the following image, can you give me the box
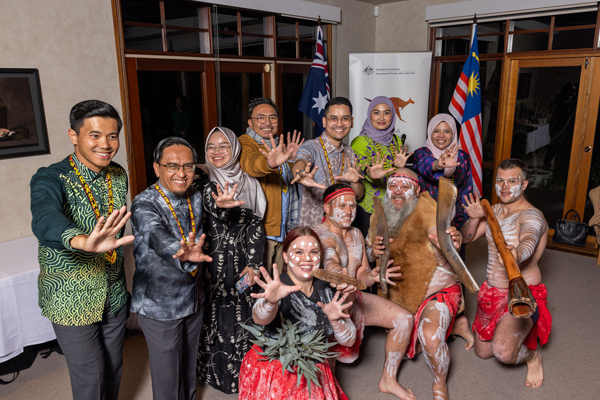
[0,68,49,159]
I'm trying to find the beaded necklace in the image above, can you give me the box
[69,155,116,263]
[319,136,345,184]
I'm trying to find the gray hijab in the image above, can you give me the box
[203,127,266,219]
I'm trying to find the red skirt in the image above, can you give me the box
[239,345,348,400]
[407,283,462,358]
[473,280,551,350]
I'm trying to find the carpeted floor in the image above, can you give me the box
[1,237,599,399]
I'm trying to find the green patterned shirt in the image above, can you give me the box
[30,154,129,326]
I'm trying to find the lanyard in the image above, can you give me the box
[319,136,345,184]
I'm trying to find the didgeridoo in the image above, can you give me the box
[480,199,537,318]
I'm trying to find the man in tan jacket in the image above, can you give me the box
[239,98,303,274]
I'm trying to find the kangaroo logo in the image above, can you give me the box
[365,97,415,122]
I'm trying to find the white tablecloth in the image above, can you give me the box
[0,236,55,363]
[526,123,551,154]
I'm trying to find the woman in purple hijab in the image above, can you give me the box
[413,113,473,230]
[351,96,411,230]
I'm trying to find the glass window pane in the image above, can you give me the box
[218,72,263,135]
[277,39,297,58]
[240,10,267,35]
[437,25,471,37]
[121,0,161,24]
[511,32,550,52]
[213,32,238,55]
[124,26,164,51]
[440,38,470,56]
[511,66,580,228]
[299,41,316,59]
[478,21,506,34]
[241,35,266,57]
[478,35,504,54]
[282,72,315,140]
[512,17,551,31]
[553,28,595,50]
[164,2,201,28]
[554,11,597,28]
[212,7,237,32]
[276,17,297,37]
[136,70,205,183]
[167,30,206,53]
[298,20,318,40]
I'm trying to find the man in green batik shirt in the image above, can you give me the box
[30,100,134,400]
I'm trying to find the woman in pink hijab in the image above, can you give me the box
[413,113,473,230]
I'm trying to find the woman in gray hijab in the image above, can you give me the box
[196,127,266,394]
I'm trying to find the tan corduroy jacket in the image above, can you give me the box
[239,134,288,237]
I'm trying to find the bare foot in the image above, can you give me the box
[432,383,449,400]
[525,350,544,388]
[379,377,418,400]
[450,316,474,350]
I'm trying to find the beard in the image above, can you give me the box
[382,194,418,235]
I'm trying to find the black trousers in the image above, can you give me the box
[138,308,204,400]
[52,298,128,400]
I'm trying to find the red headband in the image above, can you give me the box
[388,174,419,186]
[324,187,355,205]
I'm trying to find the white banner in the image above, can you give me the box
[348,52,433,154]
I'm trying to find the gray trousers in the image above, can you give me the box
[52,299,128,400]
[138,308,204,400]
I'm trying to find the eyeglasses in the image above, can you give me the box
[206,144,231,154]
[326,115,352,125]
[158,163,196,173]
[251,114,279,124]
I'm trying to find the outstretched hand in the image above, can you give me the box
[334,156,364,183]
[259,133,294,169]
[318,290,352,321]
[174,232,212,263]
[291,162,327,190]
[251,265,301,303]
[371,260,400,285]
[392,145,413,168]
[286,130,304,160]
[212,182,245,209]
[72,206,134,253]
[366,152,395,180]
[462,191,484,219]
[437,143,460,169]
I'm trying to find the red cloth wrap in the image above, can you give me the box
[407,283,462,359]
[473,280,551,350]
[239,344,348,400]
[331,290,365,364]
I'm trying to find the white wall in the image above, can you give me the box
[0,0,126,243]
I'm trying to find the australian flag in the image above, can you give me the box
[298,25,330,134]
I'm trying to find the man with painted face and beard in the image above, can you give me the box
[365,168,472,400]
[312,183,417,400]
[461,159,551,389]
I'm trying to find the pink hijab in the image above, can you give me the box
[425,113,458,178]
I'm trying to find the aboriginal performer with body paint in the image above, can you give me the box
[366,168,473,400]
[350,96,411,236]
[461,159,551,389]
[311,183,418,400]
[238,227,356,400]
[413,113,473,230]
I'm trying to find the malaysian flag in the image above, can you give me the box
[298,25,330,134]
[448,23,483,195]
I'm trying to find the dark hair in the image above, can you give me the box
[153,136,198,164]
[498,158,529,180]
[282,227,322,253]
[324,97,353,117]
[176,95,188,107]
[322,182,353,203]
[69,100,123,134]
[248,97,278,116]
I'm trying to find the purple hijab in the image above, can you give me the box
[359,96,396,146]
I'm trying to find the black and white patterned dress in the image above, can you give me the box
[197,181,265,394]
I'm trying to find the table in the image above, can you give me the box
[0,236,55,363]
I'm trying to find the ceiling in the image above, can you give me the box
[352,0,409,4]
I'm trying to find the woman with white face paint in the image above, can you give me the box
[239,227,356,400]
[413,114,474,231]
[351,96,412,236]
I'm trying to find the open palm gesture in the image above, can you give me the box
[291,162,327,189]
[334,156,364,184]
[260,133,294,168]
[212,182,245,209]
[318,291,352,321]
[174,232,212,263]
[393,145,412,168]
[366,152,395,180]
[251,266,301,303]
[462,191,484,219]
[78,206,134,253]
[286,130,304,160]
